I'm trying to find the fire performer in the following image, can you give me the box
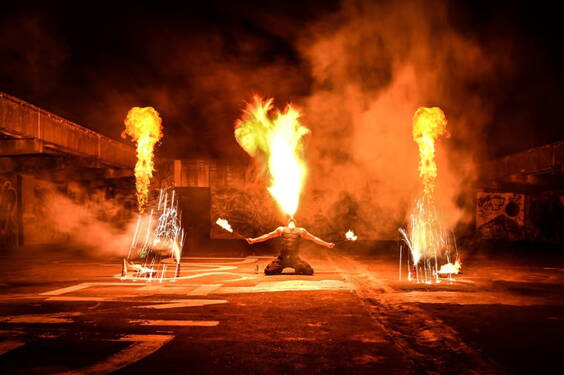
[247,218,334,275]
[235,96,332,274]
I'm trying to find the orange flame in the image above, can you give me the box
[345,229,358,241]
[401,108,461,282]
[215,218,233,233]
[412,107,447,196]
[408,107,448,268]
[122,107,163,213]
[438,259,462,275]
[235,96,309,217]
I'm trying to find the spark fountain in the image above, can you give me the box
[399,107,461,283]
[120,107,185,280]
[122,188,186,280]
[233,96,334,275]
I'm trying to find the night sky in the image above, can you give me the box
[1,0,562,159]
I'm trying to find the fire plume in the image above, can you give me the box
[437,259,462,275]
[412,107,447,196]
[122,107,163,213]
[345,229,358,241]
[215,218,233,233]
[235,96,309,217]
[399,107,457,283]
[410,107,448,265]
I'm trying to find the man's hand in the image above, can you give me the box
[246,238,255,245]
[327,242,335,248]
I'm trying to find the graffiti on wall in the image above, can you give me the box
[476,192,525,241]
[0,175,19,248]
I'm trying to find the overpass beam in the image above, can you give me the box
[0,139,44,156]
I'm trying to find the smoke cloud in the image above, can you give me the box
[1,1,546,242]
[28,182,136,257]
[295,0,504,239]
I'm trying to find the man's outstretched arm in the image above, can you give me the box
[302,229,335,248]
[247,228,282,244]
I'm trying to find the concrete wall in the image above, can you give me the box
[476,190,564,244]
[0,174,21,248]
[20,175,68,245]
[0,173,135,248]
[172,158,396,241]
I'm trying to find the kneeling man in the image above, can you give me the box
[246,218,334,275]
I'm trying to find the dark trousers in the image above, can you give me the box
[264,255,314,275]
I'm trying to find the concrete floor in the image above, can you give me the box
[0,245,563,374]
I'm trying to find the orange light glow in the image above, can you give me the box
[216,218,233,233]
[345,229,358,241]
[408,107,448,268]
[437,259,462,275]
[122,107,163,213]
[401,107,459,283]
[407,196,446,266]
[412,107,447,196]
[234,96,309,217]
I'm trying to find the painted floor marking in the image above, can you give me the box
[0,312,82,324]
[41,282,141,296]
[41,278,351,300]
[218,279,351,294]
[39,257,349,303]
[137,299,227,309]
[183,257,262,264]
[129,319,219,327]
[55,334,174,375]
[188,284,222,296]
[177,271,257,280]
[46,296,108,302]
[41,283,94,296]
[0,340,25,355]
[116,257,261,281]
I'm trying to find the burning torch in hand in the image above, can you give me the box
[334,229,358,246]
[345,229,358,241]
[215,218,247,240]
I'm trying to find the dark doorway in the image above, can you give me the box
[177,187,210,255]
